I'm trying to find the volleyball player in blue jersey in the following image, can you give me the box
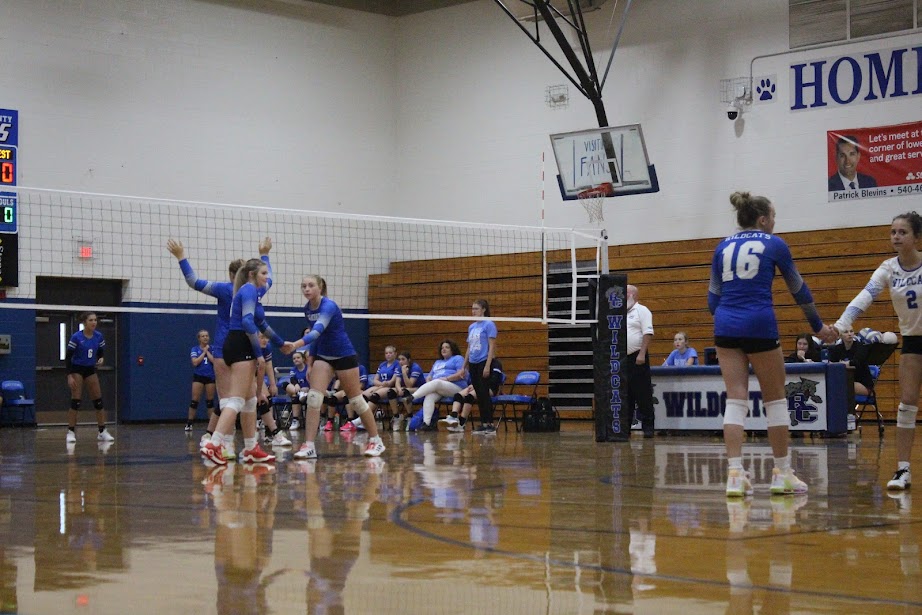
[257,333,292,448]
[285,349,310,430]
[201,258,284,465]
[65,312,114,444]
[834,212,922,491]
[283,274,386,459]
[709,191,836,497]
[186,330,217,432]
[168,237,273,457]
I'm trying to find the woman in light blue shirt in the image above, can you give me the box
[411,340,468,430]
[663,332,698,366]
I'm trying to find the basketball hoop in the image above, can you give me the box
[577,182,613,224]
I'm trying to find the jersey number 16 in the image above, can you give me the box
[720,241,766,282]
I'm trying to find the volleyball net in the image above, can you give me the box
[2,186,607,324]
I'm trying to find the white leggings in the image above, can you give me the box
[413,380,463,423]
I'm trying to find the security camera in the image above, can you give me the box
[726,101,741,121]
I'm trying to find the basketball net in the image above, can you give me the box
[577,182,613,224]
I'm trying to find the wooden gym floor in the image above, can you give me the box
[0,421,918,614]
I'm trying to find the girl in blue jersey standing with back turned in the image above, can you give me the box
[201,258,284,466]
[168,237,273,457]
[65,312,114,446]
[284,274,386,460]
[709,191,836,498]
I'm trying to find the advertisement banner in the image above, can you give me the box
[828,120,922,201]
[651,370,829,431]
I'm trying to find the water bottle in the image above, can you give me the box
[821,348,829,362]
[333,414,340,429]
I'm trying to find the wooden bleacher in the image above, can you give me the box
[368,224,901,421]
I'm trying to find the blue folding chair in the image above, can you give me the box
[854,365,884,436]
[1,380,36,426]
[492,371,540,431]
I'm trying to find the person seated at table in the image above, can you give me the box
[826,327,872,396]
[785,333,822,363]
[662,331,698,366]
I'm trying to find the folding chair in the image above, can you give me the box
[492,371,540,431]
[271,395,294,430]
[854,342,897,437]
[1,380,36,426]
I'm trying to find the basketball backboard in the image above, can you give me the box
[550,124,658,200]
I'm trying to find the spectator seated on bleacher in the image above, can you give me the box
[411,340,468,432]
[662,331,698,366]
[285,351,310,430]
[785,333,822,363]
[363,345,400,422]
[439,358,504,433]
[825,327,873,396]
[392,351,426,431]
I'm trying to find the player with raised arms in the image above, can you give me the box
[168,237,273,458]
[283,274,386,459]
[201,258,283,465]
[832,211,922,491]
[710,191,836,498]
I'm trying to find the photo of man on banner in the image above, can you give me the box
[828,135,878,191]
[827,121,922,201]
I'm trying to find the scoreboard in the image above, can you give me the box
[0,108,18,286]
[0,143,16,233]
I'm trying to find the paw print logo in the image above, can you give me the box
[757,78,776,101]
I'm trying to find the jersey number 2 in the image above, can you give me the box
[721,241,765,281]
[908,290,918,309]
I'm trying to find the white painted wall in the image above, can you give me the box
[395,0,922,242]
[0,0,398,214]
[0,0,920,304]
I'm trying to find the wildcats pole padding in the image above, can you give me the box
[593,274,629,442]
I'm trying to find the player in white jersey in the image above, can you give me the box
[834,211,922,491]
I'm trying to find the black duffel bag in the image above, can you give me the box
[522,397,561,432]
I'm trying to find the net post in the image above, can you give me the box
[542,229,548,324]
[600,229,609,274]
[593,273,629,442]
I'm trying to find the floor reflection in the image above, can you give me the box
[0,425,920,613]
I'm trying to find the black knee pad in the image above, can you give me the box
[464,394,476,404]
[386,389,398,400]
[70,399,82,411]
[258,400,271,416]
[93,398,104,410]
[206,399,214,409]
[324,395,338,406]
[369,392,381,403]
[190,400,200,410]
[453,393,465,403]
